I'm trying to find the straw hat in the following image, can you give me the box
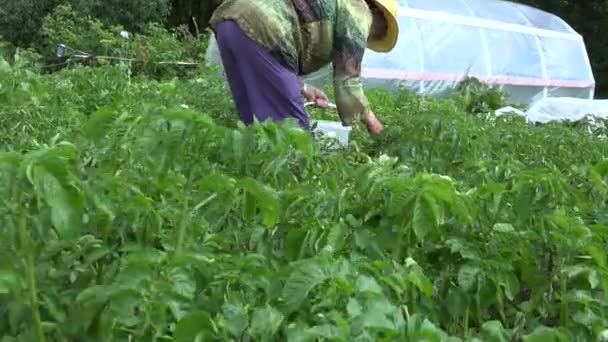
[366,0,399,52]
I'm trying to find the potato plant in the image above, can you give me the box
[0,56,607,342]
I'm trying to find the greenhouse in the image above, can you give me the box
[304,0,596,105]
[205,0,595,105]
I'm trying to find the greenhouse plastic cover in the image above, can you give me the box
[524,97,608,123]
[206,0,595,105]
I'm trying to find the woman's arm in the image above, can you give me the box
[332,0,373,126]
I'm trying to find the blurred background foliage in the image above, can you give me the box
[0,0,606,96]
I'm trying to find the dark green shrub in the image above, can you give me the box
[0,0,58,46]
[0,0,172,48]
[39,5,204,79]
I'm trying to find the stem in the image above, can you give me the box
[27,254,45,342]
[407,219,413,258]
[409,283,416,314]
[392,220,405,260]
[560,259,569,326]
[476,278,483,328]
[497,290,506,322]
[18,209,45,342]
[298,230,312,260]
[175,169,199,256]
[175,197,189,256]
[191,16,201,38]
[463,307,469,338]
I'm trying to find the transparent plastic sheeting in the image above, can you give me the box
[524,97,608,123]
[205,0,595,105]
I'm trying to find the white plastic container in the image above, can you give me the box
[304,101,352,146]
[312,120,352,146]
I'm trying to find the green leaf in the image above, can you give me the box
[446,286,469,318]
[0,269,19,295]
[240,177,280,228]
[356,275,383,295]
[0,57,10,71]
[477,182,506,196]
[587,245,607,268]
[498,271,519,301]
[45,177,83,239]
[446,238,480,260]
[27,149,83,239]
[588,270,600,289]
[346,298,363,317]
[523,326,568,342]
[449,193,473,225]
[199,171,237,195]
[306,324,346,340]
[405,257,433,297]
[75,285,114,305]
[322,222,346,255]
[588,161,608,195]
[351,297,396,334]
[285,322,317,342]
[250,304,284,339]
[83,247,110,266]
[286,126,314,158]
[480,320,510,342]
[421,173,456,203]
[85,107,118,142]
[406,314,451,341]
[412,191,440,240]
[493,223,515,233]
[41,294,66,323]
[345,214,361,228]
[285,228,308,261]
[0,152,22,171]
[221,299,249,337]
[242,191,257,222]
[174,310,215,342]
[458,264,480,291]
[282,259,332,313]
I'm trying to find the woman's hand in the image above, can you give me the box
[362,111,384,135]
[302,84,383,135]
[302,84,329,108]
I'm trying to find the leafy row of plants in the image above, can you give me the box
[1,52,607,341]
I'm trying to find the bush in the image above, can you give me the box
[71,0,172,32]
[0,0,172,48]
[0,0,58,46]
[39,4,205,79]
[40,4,132,59]
[456,76,508,115]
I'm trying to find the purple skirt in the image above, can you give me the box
[212,20,310,129]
